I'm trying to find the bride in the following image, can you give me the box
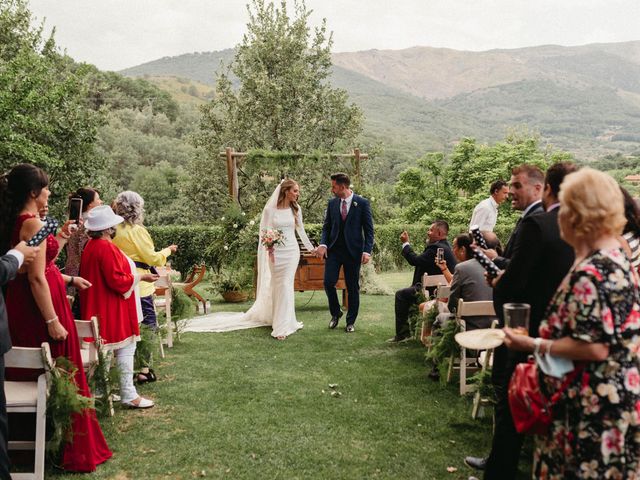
[188,179,315,339]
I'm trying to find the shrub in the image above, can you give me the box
[147,222,515,275]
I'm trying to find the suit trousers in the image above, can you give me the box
[484,346,524,480]
[394,286,420,338]
[324,248,361,325]
[0,355,10,480]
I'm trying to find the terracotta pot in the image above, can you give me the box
[221,291,249,303]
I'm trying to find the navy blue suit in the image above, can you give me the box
[321,194,374,325]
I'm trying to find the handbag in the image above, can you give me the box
[508,358,583,435]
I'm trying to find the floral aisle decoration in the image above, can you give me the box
[425,318,461,384]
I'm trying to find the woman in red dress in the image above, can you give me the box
[0,164,111,472]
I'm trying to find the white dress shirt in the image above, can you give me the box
[469,196,499,231]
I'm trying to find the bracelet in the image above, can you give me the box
[69,276,75,287]
[533,337,543,355]
[45,316,58,325]
[59,232,70,240]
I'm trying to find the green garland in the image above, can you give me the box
[87,348,120,417]
[407,290,427,338]
[467,367,496,402]
[134,324,156,370]
[425,319,461,383]
[46,356,94,462]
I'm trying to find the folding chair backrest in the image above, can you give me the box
[5,342,52,371]
[456,299,495,319]
[5,342,52,480]
[436,284,451,300]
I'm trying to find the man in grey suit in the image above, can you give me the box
[0,242,39,479]
[447,231,501,330]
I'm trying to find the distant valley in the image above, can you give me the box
[121,41,640,167]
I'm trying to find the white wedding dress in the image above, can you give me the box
[183,185,314,338]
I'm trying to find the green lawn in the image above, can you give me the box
[51,271,529,480]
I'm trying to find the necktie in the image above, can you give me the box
[341,200,347,221]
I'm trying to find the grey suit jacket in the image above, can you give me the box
[448,258,495,330]
[0,254,20,355]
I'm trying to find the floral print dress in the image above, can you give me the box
[535,248,640,479]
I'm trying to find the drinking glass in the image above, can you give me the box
[503,303,530,336]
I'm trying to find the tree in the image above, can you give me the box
[191,0,363,222]
[395,134,571,227]
[0,0,104,211]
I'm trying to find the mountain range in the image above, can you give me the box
[120,41,640,166]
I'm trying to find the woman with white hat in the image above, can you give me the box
[79,205,158,408]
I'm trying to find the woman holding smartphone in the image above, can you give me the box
[0,164,111,472]
[65,187,102,279]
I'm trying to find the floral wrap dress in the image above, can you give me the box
[535,248,640,479]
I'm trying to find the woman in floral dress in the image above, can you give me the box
[504,168,640,479]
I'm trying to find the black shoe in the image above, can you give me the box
[328,311,343,329]
[345,324,355,333]
[464,456,487,471]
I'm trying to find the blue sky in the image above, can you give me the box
[28,0,640,71]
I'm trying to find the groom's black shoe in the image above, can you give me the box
[328,311,343,329]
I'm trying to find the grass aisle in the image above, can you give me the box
[55,272,505,480]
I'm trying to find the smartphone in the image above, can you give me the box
[436,247,444,263]
[68,197,83,223]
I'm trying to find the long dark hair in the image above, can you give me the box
[0,164,49,251]
[69,187,99,213]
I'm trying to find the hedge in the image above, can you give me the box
[147,223,514,277]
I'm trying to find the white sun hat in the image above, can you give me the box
[84,205,124,232]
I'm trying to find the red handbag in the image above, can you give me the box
[508,359,583,435]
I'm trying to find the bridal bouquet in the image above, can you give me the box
[261,228,285,263]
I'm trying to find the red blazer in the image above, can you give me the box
[80,238,140,348]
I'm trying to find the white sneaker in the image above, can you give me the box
[122,396,154,409]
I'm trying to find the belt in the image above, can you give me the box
[134,261,158,275]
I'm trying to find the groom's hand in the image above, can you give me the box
[361,253,371,264]
[315,246,327,259]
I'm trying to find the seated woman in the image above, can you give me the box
[504,168,640,478]
[443,232,501,329]
[80,206,157,408]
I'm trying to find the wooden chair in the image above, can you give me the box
[446,299,496,396]
[174,265,207,313]
[435,284,451,301]
[75,317,114,416]
[5,342,53,480]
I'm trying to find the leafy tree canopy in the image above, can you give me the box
[191,0,364,223]
[0,0,104,208]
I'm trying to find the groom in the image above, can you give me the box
[316,173,374,332]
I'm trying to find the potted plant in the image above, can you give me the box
[214,268,253,303]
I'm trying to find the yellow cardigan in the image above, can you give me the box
[113,223,171,297]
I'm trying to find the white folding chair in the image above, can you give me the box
[447,299,496,396]
[435,284,451,301]
[154,270,173,356]
[421,273,448,298]
[5,342,53,480]
[75,317,114,416]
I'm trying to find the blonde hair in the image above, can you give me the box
[558,168,626,243]
[278,179,300,225]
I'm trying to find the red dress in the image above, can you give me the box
[6,214,112,472]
